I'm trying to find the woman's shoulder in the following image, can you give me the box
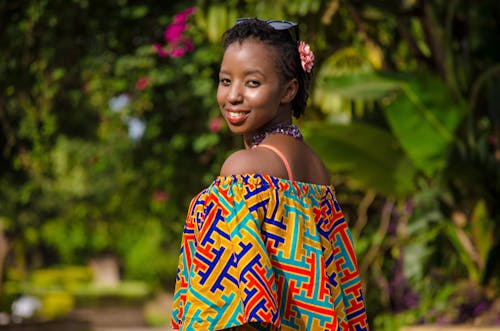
[220,147,288,178]
[220,149,254,177]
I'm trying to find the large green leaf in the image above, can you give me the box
[321,72,401,100]
[442,222,481,283]
[312,47,374,118]
[384,74,466,176]
[303,122,417,197]
[471,200,494,270]
[196,5,237,43]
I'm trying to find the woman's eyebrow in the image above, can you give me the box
[218,69,265,76]
[243,69,264,76]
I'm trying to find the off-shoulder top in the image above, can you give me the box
[171,174,369,331]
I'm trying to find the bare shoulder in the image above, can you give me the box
[220,149,255,176]
[303,143,331,184]
[219,148,284,177]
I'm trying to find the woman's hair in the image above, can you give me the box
[221,18,311,118]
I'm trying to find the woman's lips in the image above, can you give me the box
[224,109,249,125]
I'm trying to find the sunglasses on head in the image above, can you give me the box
[236,18,299,41]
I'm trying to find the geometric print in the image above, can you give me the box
[171,174,369,331]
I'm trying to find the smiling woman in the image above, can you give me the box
[171,18,369,331]
[217,38,292,138]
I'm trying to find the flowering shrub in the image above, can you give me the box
[153,7,196,59]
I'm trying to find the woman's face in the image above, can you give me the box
[217,39,292,138]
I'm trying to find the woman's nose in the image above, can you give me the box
[227,84,243,104]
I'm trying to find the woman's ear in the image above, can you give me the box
[280,78,298,104]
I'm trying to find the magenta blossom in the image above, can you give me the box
[164,22,186,43]
[153,43,168,58]
[183,38,194,52]
[489,134,497,146]
[208,117,224,133]
[170,47,186,58]
[152,190,169,202]
[135,76,149,90]
[173,7,196,24]
[153,7,196,59]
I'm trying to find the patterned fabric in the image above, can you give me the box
[172,174,369,331]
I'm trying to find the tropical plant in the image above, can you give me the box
[300,0,500,327]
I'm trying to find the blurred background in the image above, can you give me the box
[0,0,499,330]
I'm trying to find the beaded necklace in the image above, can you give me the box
[250,124,303,147]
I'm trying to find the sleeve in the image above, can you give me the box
[320,189,369,330]
[170,180,279,331]
[171,191,203,330]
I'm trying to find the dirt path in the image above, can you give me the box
[70,292,174,331]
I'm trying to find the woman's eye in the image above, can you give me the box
[219,78,230,86]
[247,80,260,87]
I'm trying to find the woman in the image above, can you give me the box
[172,18,369,331]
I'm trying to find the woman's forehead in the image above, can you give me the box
[222,39,279,67]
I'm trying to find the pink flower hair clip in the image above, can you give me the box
[298,41,314,73]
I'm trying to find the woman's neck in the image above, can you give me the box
[244,123,303,148]
[243,110,293,148]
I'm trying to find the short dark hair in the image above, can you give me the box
[221,18,311,118]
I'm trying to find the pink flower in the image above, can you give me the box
[173,7,196,24]
[169,46,186,58]
[135,76,149,90]
[298,41,314,73]
[208,117,224,133]
[164,22,186,43]
[183,38,194,52]
[152,43,168,58]
[489,134,498,146]
[152,190,169,202]
[153,7,197,59]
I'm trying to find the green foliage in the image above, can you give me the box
[321,72,400,100]
[195,4,238,43]
[303,122,416,197]
[297,0,498,328]
[384,74,466,176]
[39,292,75,320]
[30,266,93,290]
[442,200,494,284]
[3,265,150,316]
[312,47,380,118]
[0,0,230,286]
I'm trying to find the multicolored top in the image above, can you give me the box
[171,174,369,331]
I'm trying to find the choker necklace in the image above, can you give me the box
[251,124,303,147]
